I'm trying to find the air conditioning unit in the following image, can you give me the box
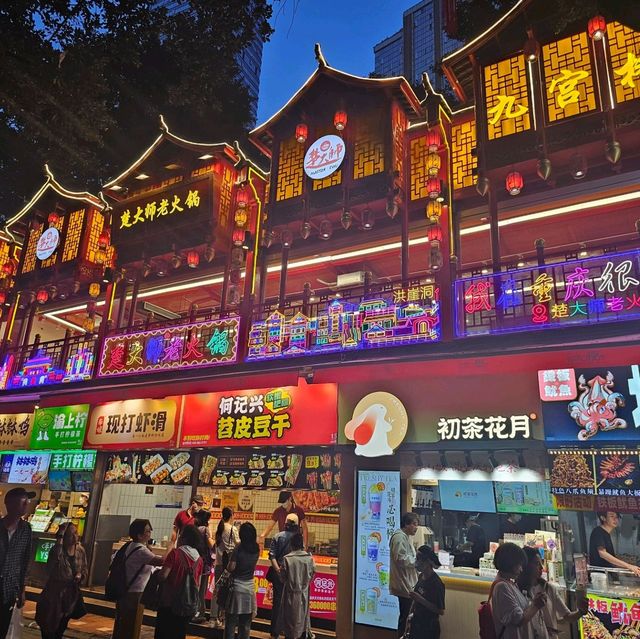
[336,271,366,288]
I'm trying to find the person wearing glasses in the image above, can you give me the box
[589,512,640,576]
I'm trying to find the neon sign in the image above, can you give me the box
[456,249,640,336]
[247,287,440,361]
[98,317,240,377]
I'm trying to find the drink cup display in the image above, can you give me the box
[369,490,382,520]
[367,535,380,561]
[366,588,379,614]
[378,567,389,587]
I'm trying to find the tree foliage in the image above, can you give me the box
[0,0,273,216]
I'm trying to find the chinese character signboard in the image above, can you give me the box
[580,594,640,639]
[104,451,192,485]
[2,452,51,484]
[85,397,181,450]
[0,413,33,450]
[98,318,240,378]
[247,286,440,361]
[303,135,345,180]
[50,450,96,471]
[30,405,89,450]
[540,366,640,443]
[180,384,337,448]
[456,250,640,337]
[437,414,534,442]
[35,538,57,563]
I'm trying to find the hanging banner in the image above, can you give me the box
[0,413,34,450]
[180,384,337,448]
[85,397,181,450]
[30,405,90,450]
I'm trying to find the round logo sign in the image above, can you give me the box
[344,392,408,457]
[303,134,346,180]
[36,227,60,261]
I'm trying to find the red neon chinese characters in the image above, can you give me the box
[464,281,492,313]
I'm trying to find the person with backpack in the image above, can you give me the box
[223,523,260,639]
[154,524,204,639]
[488,542,547,639]
[390,513,419,639]
[211,507,240,628]
[111,519,164,639]
[192,509,214,624]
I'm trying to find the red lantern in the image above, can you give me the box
[505,171,524,195]
[427,225,443,243]
[236,186,249,209]
[98,229,110,249]
[0,291,6,306]
[187,250,199,269]
[36,289,49,304]
[426,129,441,153]
[427,152,441,177]
[588,15,606,40]
[2,262,14,277]
[48,212,60,226]
[334,110,348,131]
[427,177,441,199]
[295,123,308,144]
[232,228,245,246]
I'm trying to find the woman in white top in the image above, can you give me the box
[491,543,548,639]
[211,507,240,628]
[518,547,587,637]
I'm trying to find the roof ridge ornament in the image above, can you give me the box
[159,114,169,133]
[314,43,327,68]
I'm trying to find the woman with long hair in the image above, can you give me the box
[211,507,239,627]
[223,522,260,639]
[154,524,204,639]
[36,522,88,639]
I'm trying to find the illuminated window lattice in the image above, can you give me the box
[275,136,304,201]
[484,54,531,140]
[410,136,430,201]
[391,104,406,187]
[607,21,640,105]
[0,242,10,273]
[219,166,233,230]
[21,228,39,274]
[41,216,64,269]
[452,119,477,190]
[62,208,85,262]
[84,211,104,264]
[543,32,597,123]
[353,112,385,181]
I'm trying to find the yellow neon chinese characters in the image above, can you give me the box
[118,190,200,230]
[487,95,529,125]
[614,51,640,89]
[532,274,554,303]
[548,69,589,109]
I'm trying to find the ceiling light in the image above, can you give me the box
[135,173,150,180]
[570,154,587,180]
[517,258,526,268]
[319,219,333,240]
[164,163,181,170]
[198,154,213,160]
[579,245,588,258]
[109,185,123,191]
[361,208,374,230]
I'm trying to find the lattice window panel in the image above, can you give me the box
[85,211,104,264]
[40,216,64,269]
[0,242,10,273]
[410,136,430,201]
[275,136,304,201]
[21,228,39,274]
[484,54,531,140]
[62,208,85,262]
[452,119,477,190]
[219,167,233,230]
[391,103,406,187]
[312,169,342,191]
[607,21,640,105]
[353,113,385,181]
[543,32,598,123]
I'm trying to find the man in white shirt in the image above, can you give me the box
[112,519,164,639]
[390,512,419,639]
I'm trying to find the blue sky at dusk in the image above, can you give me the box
[256,0,413,124]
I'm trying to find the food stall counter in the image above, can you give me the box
[111,540,171,559]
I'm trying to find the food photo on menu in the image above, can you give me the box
[104,451,193,485]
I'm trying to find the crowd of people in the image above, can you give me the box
[0,488,315,639]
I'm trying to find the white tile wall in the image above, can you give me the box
[99,484,192,541]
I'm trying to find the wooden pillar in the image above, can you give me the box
[363,271,372,297]
[59,329,72,366]
[278,247,290,312]
[488,184,501,272]
[0,292,22,357]
[126,279,140,330]
[400,199,410,286]
[257,245,269,308]
[20,303,37,348]
[301,282,312,317]
[115,279,128,330]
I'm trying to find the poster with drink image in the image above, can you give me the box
[354,470,400,629]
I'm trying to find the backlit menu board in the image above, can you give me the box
[354,470,400,629]
[495,481,557,515]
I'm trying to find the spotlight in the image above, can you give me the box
[300,221,312,240]
[360,208,374,230]
[341,209,352,230]
[281,229,294,248]
[204,243,216,263]
[318,219,333,240]
[570,154,587,180]
[171,252,182,269]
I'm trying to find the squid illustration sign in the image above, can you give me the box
[539,366,640,443]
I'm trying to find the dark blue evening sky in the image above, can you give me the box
[256,0,414,125]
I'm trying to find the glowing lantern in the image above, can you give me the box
[334,110,348,131]
[427,152,441,177]
[0,291,6,306]
[187,250,199,269]
[295,123,308,143]
[505,171,524,196]
[36,289,49,304]
[234,208,248,227]
[427,225,443,243]
[588,15,606,40]
[426,129,440,153]
[48,212,60,226]
[2,262,14,277]
[83,317,95,333]
[232,228,245,246]
[236,187,249,209]
[88,282,101,298]
[98,229,110,249]
[427,177,441,199]
[426,201,442,223]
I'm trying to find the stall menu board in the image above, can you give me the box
[0,413,33,450]
[354,470,400,629]
[3,452,51,484]
[180,384,337,448]
[198,449,341,493]
[439,480,497,513]
[550,451,640,513]
[34,538,57,563]
[104,451,193,485]
[494,481,557,515]
[50,450,96,471]
[30,405,89,450]
[581,593,640,639]
[31,509,56,533]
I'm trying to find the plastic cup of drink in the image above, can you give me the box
[367,537,380,561]
[369,492,382,520]
[366,589,378,614]
[378,568,389,587]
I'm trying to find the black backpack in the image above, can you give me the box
[170,548,200,618]
[105,542,144,601]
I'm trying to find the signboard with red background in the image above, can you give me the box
[180,383,337,448]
